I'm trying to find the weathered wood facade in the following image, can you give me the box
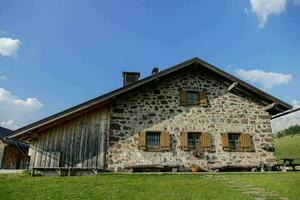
[0,141,5,168]
[0,142,28,169]
[28,106,109,170]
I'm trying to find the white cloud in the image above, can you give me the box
[249,0,287,27]
[0,119,17,130]
[235,69,292,89]
[0,88,43,130]
[13,98,43,109]
[0,37,21,57]
[0,88,43,109]
[0,71,6,80]
[295,0,300,5]
[291,100,300,108]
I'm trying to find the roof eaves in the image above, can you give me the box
[9,57,199,138]
[193,57,292,109]
[9,57,292,138]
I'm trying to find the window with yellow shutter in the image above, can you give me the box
[138,131,170,151]
[187,132,201,150]
[179,90,208,107]
[180,132,212,152]
[146,132,161,150]
[222,133,253,152]
[228,133,241,151]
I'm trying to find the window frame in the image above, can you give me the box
[187,132,201,151]
[186,91,198,105]
[145,131,161,151]
[228,133,241,151]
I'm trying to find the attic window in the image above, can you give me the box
[179,90,208,107]
[186,91,198,105]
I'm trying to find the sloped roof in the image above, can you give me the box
[0,126,12,140]
[9,57,292,139]
[0,126,28,149]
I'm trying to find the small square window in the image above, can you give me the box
[146,132,160,150]
[228,133,240,151]
[186,91,198,105]
[188,132,201,150]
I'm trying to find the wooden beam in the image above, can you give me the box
[271,107,300,120]
[227,82,238,92]
[263,103,277,111]
[27,131,39,139]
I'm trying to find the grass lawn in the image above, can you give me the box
[0,173,299,200]
[275,134,300,164]
[226,173,300,200]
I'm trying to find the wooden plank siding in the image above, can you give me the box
[0,141,5,168]
[28,106,109,169]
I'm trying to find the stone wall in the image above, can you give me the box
[107,70,276,171]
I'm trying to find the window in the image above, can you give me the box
[188,132,201,150]
[228,133,240,151]
[146,132,161,150]
[186,91,198,105]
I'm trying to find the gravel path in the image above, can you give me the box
[203,175,290,200]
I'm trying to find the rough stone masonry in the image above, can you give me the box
[107,69,276,172]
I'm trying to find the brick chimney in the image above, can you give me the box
[122,72,140,86]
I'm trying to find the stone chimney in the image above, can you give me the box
[122,72,140,86]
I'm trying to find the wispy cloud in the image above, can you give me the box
[235,68,292,89]
[0,88,43,130]
[248,0,287,28]
[0,37,21,57]
[295,0,300,5]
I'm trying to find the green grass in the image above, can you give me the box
[1,173,300,200]
[0,174,250,200]
[275,134,300,163]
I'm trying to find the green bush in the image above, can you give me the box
[277,125,300,138]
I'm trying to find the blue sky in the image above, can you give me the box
[0,0,300,129]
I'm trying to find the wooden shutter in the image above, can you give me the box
[160,131,170,151]
[198,92,208,107]
[138,131,146,150]
[222,133,230,151]
[201,132,212,152]
[180,132,188,150]
[240,133,251,151]
[179,89,187,105]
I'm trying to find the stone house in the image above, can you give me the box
[0,127,29,169]
[9,57,291,175]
